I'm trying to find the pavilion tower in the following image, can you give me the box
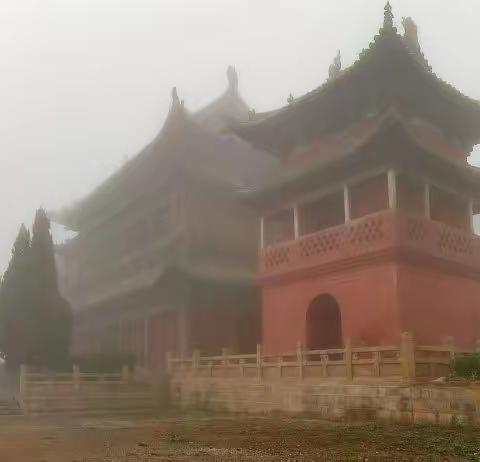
[236,4,480,353]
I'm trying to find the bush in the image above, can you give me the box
[452,353,480,380]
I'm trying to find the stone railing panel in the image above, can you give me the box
[260,210,480,277]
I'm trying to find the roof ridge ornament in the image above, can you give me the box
[328,50,342,80]
[227,65,238,94]
[170,86,184,112]
[402,16,421,54]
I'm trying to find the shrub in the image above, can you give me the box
[452,353,480,380]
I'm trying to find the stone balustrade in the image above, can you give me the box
[167,334,477,384]
[260,210,480,277]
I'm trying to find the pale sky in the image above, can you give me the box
[1,0,480,271]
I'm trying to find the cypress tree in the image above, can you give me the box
[31,208,72,369]
[0,209,73,369]
[0,224,36,367]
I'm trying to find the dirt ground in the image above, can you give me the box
[0,411,479,462]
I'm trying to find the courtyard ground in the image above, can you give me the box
[0,411,479,461]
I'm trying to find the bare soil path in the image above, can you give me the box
[0,411,478,461]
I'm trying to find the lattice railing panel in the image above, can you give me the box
[406,218,428,243]
[262,246,291,271]
[438,227,474,257]
[261,210,480,276]
[347,214,386,249]
[298,228,344,259]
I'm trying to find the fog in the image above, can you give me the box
[1,0,480,271]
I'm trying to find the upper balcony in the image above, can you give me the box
[259,170,480,279]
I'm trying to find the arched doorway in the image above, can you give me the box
[306,294,342,350]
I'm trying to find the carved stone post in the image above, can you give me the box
[296,341,304,382]
[400,332,415,382]
[239,358,245,378]
[192,349,200,376]
[445,336,455,365]
[256,344,263,382]
[345,337,353,382]
[321,354,328,378]
[221,348,231,366]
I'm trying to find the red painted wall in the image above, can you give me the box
[262,261,480,354]
[396,264,480,348]
[261,263,400,354]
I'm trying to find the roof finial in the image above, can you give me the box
[384,2,394,30]
[170,86,183,111]
[402,17,420,53]
[227,65,238,94]
[328,50,342,80]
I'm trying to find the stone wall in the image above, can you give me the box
[170,377,480,425]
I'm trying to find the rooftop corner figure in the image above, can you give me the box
[170,86,183,111]
[226,65,239,95]
[328,50,342,80]
[402,16,421,55]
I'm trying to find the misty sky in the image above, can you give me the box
[1,0,480,271]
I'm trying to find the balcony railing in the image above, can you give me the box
[260,209,480,276]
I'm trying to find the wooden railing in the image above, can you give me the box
[167,334,476,383]
[260,210,480,276]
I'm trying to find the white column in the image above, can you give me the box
[260,217,265,249]
[293,206,300,239]
[387,169,397,209]
[468,199,474,233]
[343,185,351,223]
[424,183,431,219]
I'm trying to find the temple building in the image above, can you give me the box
[54,4,480,366]
[235,4,480,353]
[53,68,278,368]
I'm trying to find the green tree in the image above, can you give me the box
[0,209,72,369]
[0,224,36,367]
[30,208,72,369]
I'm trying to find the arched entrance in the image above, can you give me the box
[306,294,342,350]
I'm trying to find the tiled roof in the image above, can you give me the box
[234,6,480,154]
